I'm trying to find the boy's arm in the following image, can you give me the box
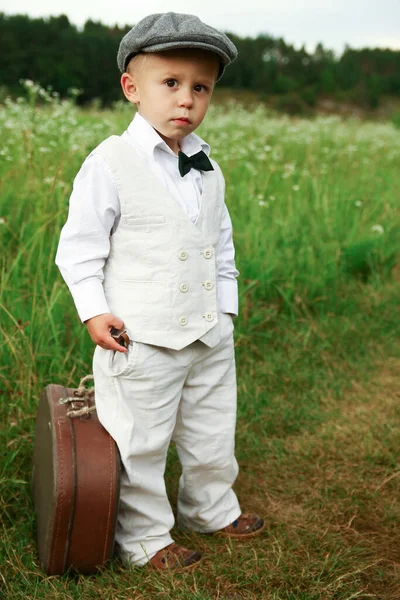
[55,154,127,351]
[215,202,240,318]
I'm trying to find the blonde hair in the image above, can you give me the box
[126,53,152,76]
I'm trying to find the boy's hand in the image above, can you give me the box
[84,313,128,353]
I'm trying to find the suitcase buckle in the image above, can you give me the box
[59,375,96,419]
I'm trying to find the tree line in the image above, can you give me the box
[1,12,399,111]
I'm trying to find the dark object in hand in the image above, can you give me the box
[110,327,130,348]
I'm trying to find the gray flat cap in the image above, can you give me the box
[117,12,238,81]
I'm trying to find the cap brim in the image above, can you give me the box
[142,40,230,65]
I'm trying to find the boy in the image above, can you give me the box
[55,12,264,571]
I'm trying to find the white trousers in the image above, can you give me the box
[92,312,241,567]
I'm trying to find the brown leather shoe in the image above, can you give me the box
[214,513,265,539]
[149,543,202,571]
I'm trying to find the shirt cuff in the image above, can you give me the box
[217,280,239,316]
[69,279,111,323]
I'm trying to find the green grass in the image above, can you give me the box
[1,85,400,598]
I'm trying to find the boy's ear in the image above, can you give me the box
[120,72,140,103]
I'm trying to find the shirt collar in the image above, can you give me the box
[125,111,211,160]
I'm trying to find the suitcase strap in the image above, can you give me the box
[59,374,96,419]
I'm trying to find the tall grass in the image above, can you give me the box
[1,82,400,598]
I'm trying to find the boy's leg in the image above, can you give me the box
[172,313,242,532]
[92,341,195,567]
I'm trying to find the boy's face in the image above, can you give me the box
[121,49,220,154]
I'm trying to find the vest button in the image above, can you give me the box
[179,283,189,293]
[179,316,188,326]
[203,280,213,290]
[203,248,213,259]
[178,250,188,261]
[204,312,214,322]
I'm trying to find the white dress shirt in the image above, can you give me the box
[55,112,239,323]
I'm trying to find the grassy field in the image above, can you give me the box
[1,83,400,599]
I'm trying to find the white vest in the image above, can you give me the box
[93,135,225,351]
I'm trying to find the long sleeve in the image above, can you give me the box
[55,153,120,322]
[215,202,240,316]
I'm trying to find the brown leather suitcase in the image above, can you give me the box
[32,375,121,575]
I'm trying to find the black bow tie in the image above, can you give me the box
[178,150,214,177]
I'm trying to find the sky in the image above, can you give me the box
[1,0,399,57]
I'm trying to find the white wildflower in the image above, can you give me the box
[371,224,384,234]
[292,185,300,191]
[355,201,362,207]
